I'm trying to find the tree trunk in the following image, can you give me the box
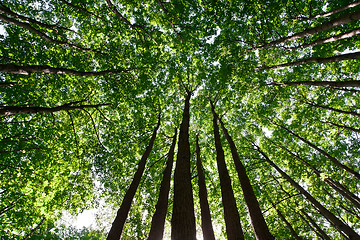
[255,9,360,49]
[300,210,332,240]
[211,107,244,240]
[0,103,108,116]
[0,82,17,88]
[171,94,196,240]
[271,120,360,181]
[147,128,177,240]
[312,1,360,19]
[306,102,360,118]
[107,115,161,240]
[256,147,360,240]
[0,63,131,76]
[295,27,360,49]
[212,104,273,240]
[266,137,360,209]
[23,217,46,240]
[322,121,360,133]
[263,51,360,70]
[195,135,216,240]
[271,202,303,240]
[274,80,360,88]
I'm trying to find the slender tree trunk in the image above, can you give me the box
[0,82,17,87]
[0,103,108,116]
[195,135,216,240]
[274,80,360,88]
[300,210,332,240]
[266,137,360,209]
[147,128,177,240]
[211,104,273,240]
[22,217,46,240]
[255,9,360,49]
[107,115,161,240]
[271,120,360,181]
[211,107,244,240]
[263,51,360,70]
[271,202,303,240]
[306,102,360,118]
[312,1,360,19]
[322,121,360,133]
[256,147,360,240]
[294,27,360,49]
[0,63,131,76]
[171,94,196,240]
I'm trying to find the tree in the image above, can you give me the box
[1,0,360,239]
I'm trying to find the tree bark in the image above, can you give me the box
[22,217,46,240]
[263,51,360,70]
[107,115,161,240]
[0,103,108,116]
[211,104,273,240]
[0,63,132,76]
[271,120,360,181]
[211,106,244,240]
[312,1,360,19]
[195,135,216,240]
[171,94,196,240]
[294,27,360,49]
[300,210,332,240]
[266,137,360,209]
[271,202,303,240]
[274,80,360,88]
[256,147,360,240]
[147,128,177,240]
[306,102,360,118]
[322,120,360,133]
[255,9,360,49]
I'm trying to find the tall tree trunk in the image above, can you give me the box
[211,104,273,240]
[274,80,360,88]
[266,137,360,209]
[211,106,244,240]
[107,115,161,240]
[306,102,360,118]
[271,201,303,240]
[312,1,360,19]
[300,210,332,240]
[294,27,360,49]
[22,217,46,240]
[147,128,177,240]
[171,94,196,240]
[263,51,360,70]
[0,63,131,76]
[195,135,216,240]
[322,120,360,133]
[0,103,108,116]
[271,120,360,181]
[255,9,360,49]
[256,147,360,240]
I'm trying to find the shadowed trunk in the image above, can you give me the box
[195,135,216,240]
[266,137,360,209]
[23,217,46,240]
[263,51,360,70]
[254,9,360,49]
[312,1,360,19]
[271,120,360,181]
[147,128,177,240]
[300,210,332,240]
[256,147,360,240]
[171,94,196,240]
[211,106,244,240]
[0,63,131,76]
[107,115,161,240]
[211,104,273,240]
[0,103,108,116]
[306,102,360,118]
[274,80,360,88]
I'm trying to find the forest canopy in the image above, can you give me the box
[1,0,360,239]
